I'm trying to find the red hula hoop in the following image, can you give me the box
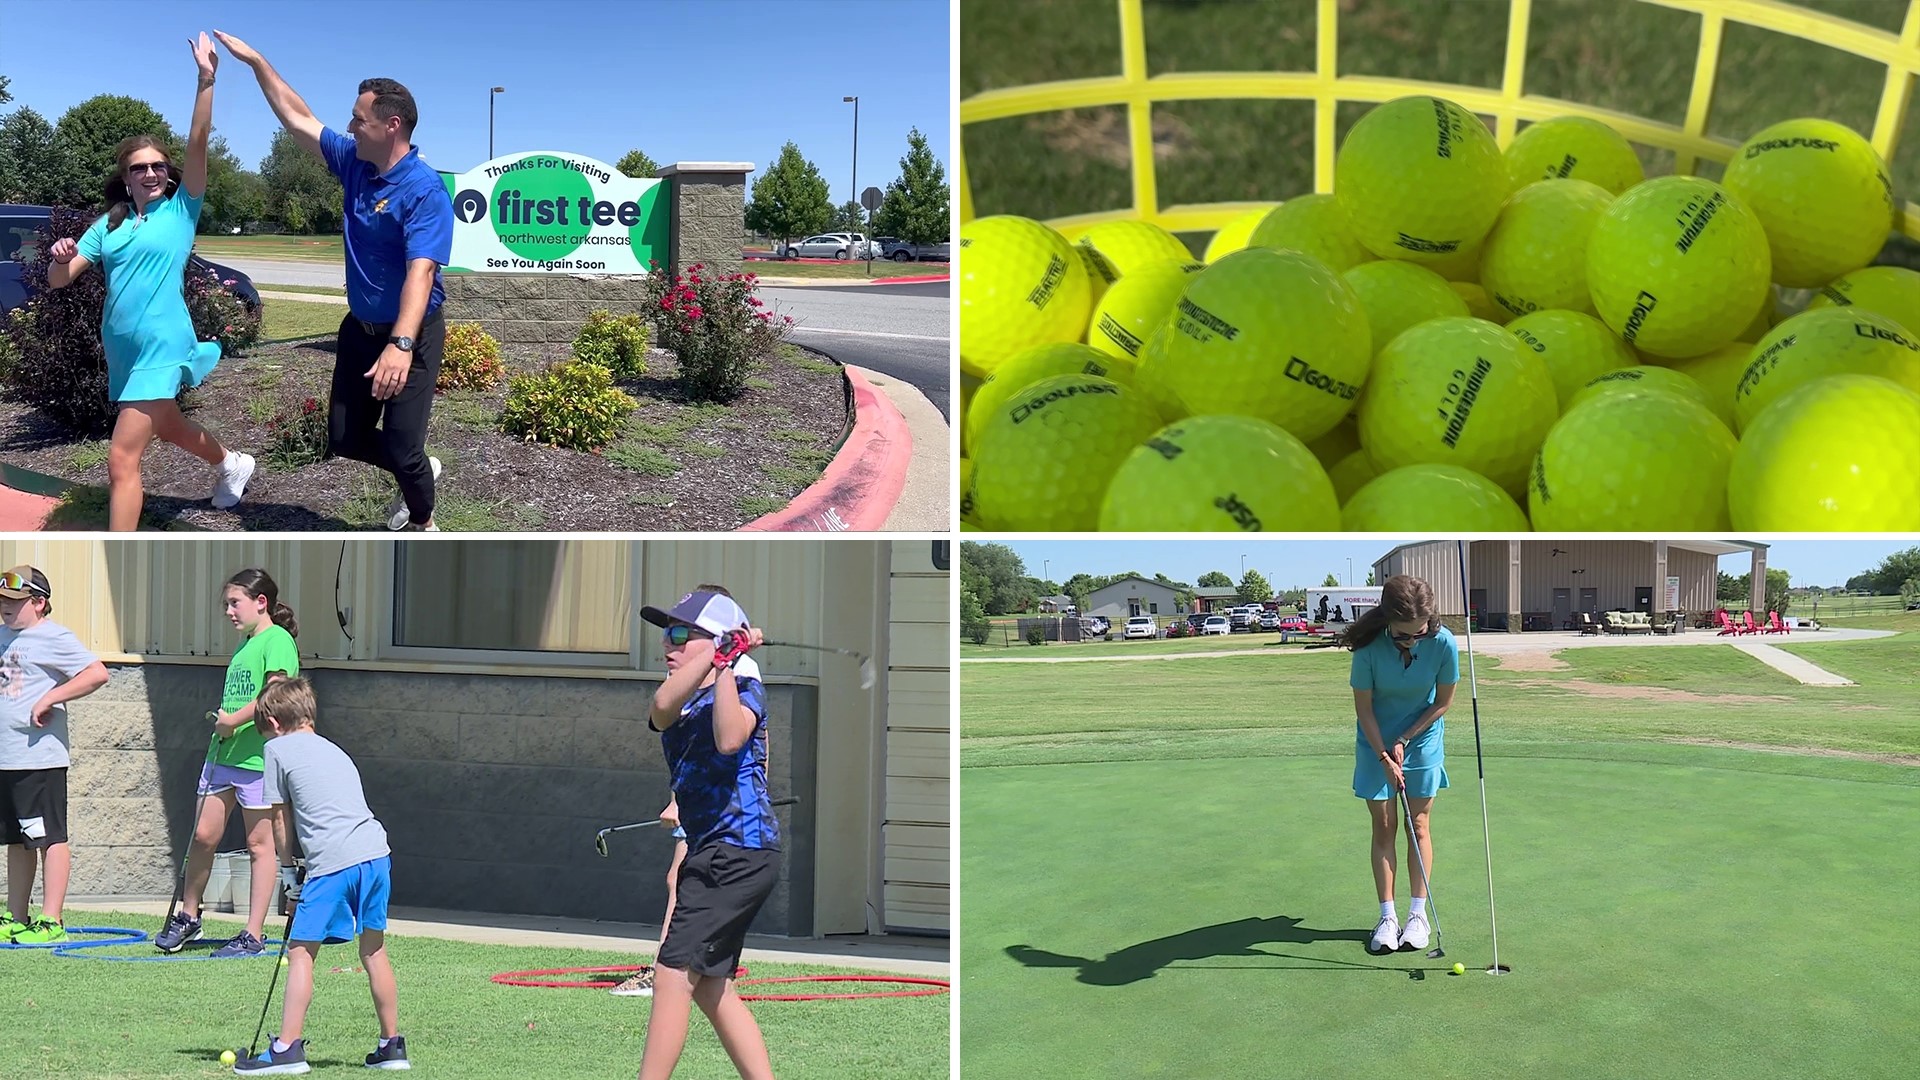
[489,964,747,988]
[488,967,950,1000]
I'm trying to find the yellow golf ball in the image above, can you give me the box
[1077,220,1193,279]
[1249,194,1375,274]
[1343,463,1530,531]
[1099,415,1340,531]
[1504,116,1645,196]
[1722,118,1894,288]
[1729,374,1920,530]
[1087,259,1205,363]
[221,1050,238,1065]
[1205,206,1274,263]
[1479,179,1614,319]
[967,342,1136,448]
[1734,307,1920,431]
[1337,96,1510,264]
[1507,309,1639,410]
[1342,260,1469,356]
[1651,341,1749,430]
[1453,962,1467,976]
[960,215,1092,378]
[971,374,1165,530]
[1451,282,1510,324]
[1567,364,1713,417]
[1805,265,1920,334]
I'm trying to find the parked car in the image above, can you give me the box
[1186,612,1210,632]
[1229,606,1258,631]
[1277,615,1312,633]
[1202,615,1231,635]
[879,236,951,262]
[1,203,260,315]
[1258,610,1282,631]
[783,232,878,260]
[1124,616,1157,639]
[1165,619,1191,638]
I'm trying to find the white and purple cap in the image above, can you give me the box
[641,590,751,638]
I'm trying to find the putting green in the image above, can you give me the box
[962,748,1918,1079]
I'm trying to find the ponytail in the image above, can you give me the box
[272,602,299,639]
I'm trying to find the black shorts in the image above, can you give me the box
[657,842,780,978]
[0,768,69,848]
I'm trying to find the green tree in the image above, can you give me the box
[1366,571,1376,586]
[1196,571,1232,588]
[1860,546,1920,595]
[745,142,831,248]
[0,106,62,204]
[51,95,177,209]
[1717,570,1744,602]
[1900,577,1920,607]
[873,127,949,245]
[260,128,343,234]
[826,199,867,233]
[960,541,1030,616]
[0,74,11,108]
[1765,567,1791,615]
[1238,570,1274,603]
[197,134,261,234]
[1061,572,1098,612]
[615,149,660,179]
[960,587,991,645]
[1323,573,1340,587]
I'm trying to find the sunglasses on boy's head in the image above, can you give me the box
[661,624,712,647]
[0,572,48,597]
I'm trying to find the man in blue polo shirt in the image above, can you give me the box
[215,31,453,531]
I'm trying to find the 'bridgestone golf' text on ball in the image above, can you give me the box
[1336,96,1510,265]
[1586,177,1771,359]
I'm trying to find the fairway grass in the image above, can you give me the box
[0,912,947,1080]
[261,299,349,342]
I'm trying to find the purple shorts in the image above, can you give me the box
[197,762,269,810]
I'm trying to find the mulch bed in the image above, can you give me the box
[0,338,849,532]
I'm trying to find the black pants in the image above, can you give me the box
[331,308,444,524]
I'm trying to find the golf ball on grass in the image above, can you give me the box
[1138,246,1371,442]
[1336,96,1510,264]
[1503,116,1646,196]
[967,342,1137,447]
[1506,309,1640,410]
[1248,194,1375,274]
[1357,316,1558,496]
[1342,463,1530,531]
[1087,259,1205,363]
[1566,364,1713,417]
[221,1050,237,1065]
[970,374,1165,530]
[1585,176,1771,358]
[1478,179,1614,318]
[1806,265,1920,333]
[1733,307,1920,432]
[1205,206,1273,263]
[959,215,1092,378]
[1098,415,1339,531]
[1076,220,1194,279]
[1528,390,1736,530]
[1341,260,1468,356]
[1729,374,1920,530]
[1722,117,1894,288]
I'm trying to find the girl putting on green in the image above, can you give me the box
[156,569,300,958]
[1343,574,1457,955]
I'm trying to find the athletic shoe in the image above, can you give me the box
[385,457,442,531]
[608,968,655,997]
[155,910,202,953]
[234,1037,310,1075]
[10,918,66,944]
[0,909,26,941]
[1369,915,1402,954]
[212,451,256,509]
[1399,911,1431,951]
[211,930,266,958]
[364,1034,411,1070]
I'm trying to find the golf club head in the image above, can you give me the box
[593,835,609,858]
[1427,946,1445,959]
[858,658,875,690]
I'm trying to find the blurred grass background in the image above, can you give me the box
[959,0,1918,249]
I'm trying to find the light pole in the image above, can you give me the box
[1043,560,1050,587]
[1347,558,1354,586]
[1241,554,1247,580]
[489,86,505,159]
[842,96,859,230]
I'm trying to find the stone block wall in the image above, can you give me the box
[1,664,818,935]
[442,275,653,346]
[662,163,752,281]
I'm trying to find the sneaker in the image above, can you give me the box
[234,1037,310,1075]
[10,917,66,944]
[211,930,267,959]
[385,457,442,530]
[1369,915,1402,954]
[155,910,202,953]
[608,968,655,997]
[365,1034,411,1070]
[0,909,25,940]
[212,451,256,509]
[1399,911,1431,951]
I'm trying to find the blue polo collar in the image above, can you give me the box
[372,145,425,184]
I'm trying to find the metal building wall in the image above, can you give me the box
[882,542,951,933]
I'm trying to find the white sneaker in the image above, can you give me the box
[386,456,442,530]
[1400,911,1431,950]
[1369,915,1401,954]
[211,452,255,509]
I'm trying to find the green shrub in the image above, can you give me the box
[642,263,791,402]
[438,322,505,391]
[1025,625,1046,646]
[0,309,28,384]
[186,266,262,355]
[264,394,330,469]
[500,359,636,452]
[573,310,650,379]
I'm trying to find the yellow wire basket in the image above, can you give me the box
[959,0,1920,245]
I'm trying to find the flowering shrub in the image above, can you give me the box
[642,261,793,402]
[264,395,330,469]
[500,358,636,451]
[186,267,262,355]
[438,322,505,391]
[572,310,650,379]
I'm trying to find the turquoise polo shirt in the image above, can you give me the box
[1350,625,1460,746]
[319,127,453,323]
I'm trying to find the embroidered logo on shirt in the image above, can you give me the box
[372,198,390,214]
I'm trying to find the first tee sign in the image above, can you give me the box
[438,152,668,275]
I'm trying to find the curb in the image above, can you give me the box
[739,365,910,533]
[750,274,948,288]
[0,464,64,531]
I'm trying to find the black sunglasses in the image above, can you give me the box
[126,162,171,176]
[1389,623,1436,643]
[662,624,710,647]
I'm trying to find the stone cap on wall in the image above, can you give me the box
[661,161,756,176]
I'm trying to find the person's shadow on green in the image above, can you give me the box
[1006,915,1368,985]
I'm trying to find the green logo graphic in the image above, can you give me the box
[490,157,594,262]
[441,152,669,275]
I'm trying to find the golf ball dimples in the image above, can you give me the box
[1098,415,1339,531]
[1729,374,1920,530]
[1806,266,1920,335]
[1586,176,1771,359]
[1326,448,1383,505]
[1088,260,1205,363]
[1722,118,1893,288]
[970,374,1165,530]
[221,1051,237,1065]
[1453,962,1468,976]
[1567,364,1712,417]
[1342,464,1530,531]
[1733,307,1920,431]
[1357,316,1557,497]
[1503,117,1645,196]
[1336,96,1509,264]
[1506,309,1639,410]
[1653,342,1748,430]
[1478,179,1614,319]
[1078,245,1113,309]
[1077,220,1193,280]
[1141,247,1371,443]
[1341,261,1468,356]
[1528,390,1736,530]
[967,342,1136,447]
[959,215,1092,377]
[1248,194,1376,274]
[1450,282,1510,324]
[1205,206,1274,263]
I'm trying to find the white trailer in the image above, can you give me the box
[1305,586,1386,626]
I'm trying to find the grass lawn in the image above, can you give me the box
[960,632,1919,1078]
[0,912,947,1080]
[962,631,1309,659]
[195,235,344,263]
[260,299,347,342]
[254,283,347,298]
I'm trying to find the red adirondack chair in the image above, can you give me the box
[1714,609,1739,636]
[1765,611,1790,634]
[1743,611,1762,635]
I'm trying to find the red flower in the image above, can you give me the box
[687,306,703,319]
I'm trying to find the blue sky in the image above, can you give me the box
[3,0,948,196]
[993,539,1915,590]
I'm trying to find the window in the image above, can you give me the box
[1149,603,1159,613]
[392,540,632,657]
[932,540,949,571]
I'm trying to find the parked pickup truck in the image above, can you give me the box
[878,237,951,262]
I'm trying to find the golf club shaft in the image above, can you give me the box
[602,795,801,838]
[249,908,296,1057]
[1399,785,1440,953]
[168,727,220,914]
[759,639,867,663]
[1456,540,1502,971]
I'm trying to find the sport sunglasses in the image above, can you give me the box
[661,624,712,647]
[0,571,48,597]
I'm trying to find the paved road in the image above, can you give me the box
[764,281,951,419]
[215,256,345,288]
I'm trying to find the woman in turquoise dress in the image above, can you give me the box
[1344,574,1458,956]
[46,33,254,531]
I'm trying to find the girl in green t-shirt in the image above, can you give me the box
[155,569,300,957]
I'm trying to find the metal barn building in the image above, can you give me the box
[1085,575,1184,621]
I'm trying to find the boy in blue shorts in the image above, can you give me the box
[237,677,407,1075]
[636,587,780,1080]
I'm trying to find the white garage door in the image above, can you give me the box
[883,542,950,933]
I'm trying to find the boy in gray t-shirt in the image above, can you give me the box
[2,565,110,945]
[236,676,408,1075]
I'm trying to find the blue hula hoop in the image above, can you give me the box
[52,935,285,961]
[1,926,148,950]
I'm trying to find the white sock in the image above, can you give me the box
[1379,901,1397,922]
[1411,896,1428,918]
[272,1037,292,1054]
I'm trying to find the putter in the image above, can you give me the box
[595,796,801,857]
[1398,784,1444,960]
[758,639,876,689]
[161,723,221,946]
